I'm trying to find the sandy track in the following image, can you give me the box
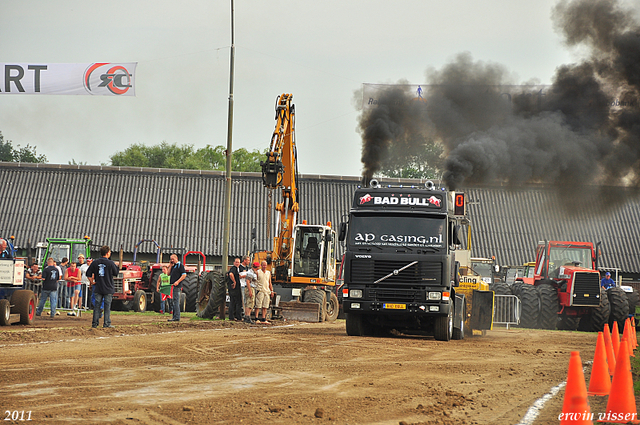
[0,315,621,424]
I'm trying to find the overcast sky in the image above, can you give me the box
[2,0,638,177]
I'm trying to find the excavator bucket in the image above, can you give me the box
[470,289,494,331]
[280,301,323,322]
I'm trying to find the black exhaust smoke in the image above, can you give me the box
[358,0,640,210]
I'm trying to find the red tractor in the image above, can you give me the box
[513,240,628,331]
[111,240,204,313]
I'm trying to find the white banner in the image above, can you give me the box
[0,63,137,96]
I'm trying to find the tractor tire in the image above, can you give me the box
[511,281,524,297]
[325,292,340,322]
[557,315,580,331]
[133,290,147,312]
[302,289,327,322]
[434,301,453,341]
[538,282,560,330]
[607,287,629,330]
[182,273,198,312]
[180,292,187,313]
[624,288,640,316]
[346,313,370,336]
[197,271,226,320]
[490,282,511,296]
[0,298,11,325]
[518,284,540,329]
[150,269,162,312]
[578,288,610,332]
[11,290,36,325]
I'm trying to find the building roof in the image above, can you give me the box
[1,162,639,274]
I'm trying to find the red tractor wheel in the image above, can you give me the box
[11,290,36,325]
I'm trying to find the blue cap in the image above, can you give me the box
[605,272,611,276]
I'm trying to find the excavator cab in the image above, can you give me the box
[292,224,336,283]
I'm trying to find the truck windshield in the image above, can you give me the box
[348,214,446,249]
[471,262,492,277]
[548,246,592,277]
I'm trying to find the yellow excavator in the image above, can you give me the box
[253,93,339,322]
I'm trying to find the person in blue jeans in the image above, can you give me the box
[86,245,119,328]
[36,258,60,317]
[167,254,186,322]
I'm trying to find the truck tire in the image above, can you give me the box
[0,299,11,325]
[11,290,36,325]
[197,271,226,319]
[325,292,339,322]
[557,314,580,331]
[182,273,198,312]
[346,313,371,336]
[607,287,629,330]
[133,290,147,312]
[578,288,610,332]
[518,284,539,329]
[490,282,511,296]
[434,301,453,341]
[624,289,639,316]
[302,289,327,322]
[538,282,559,330]
[150,269,162,312]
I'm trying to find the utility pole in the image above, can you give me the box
[221,0,235,272]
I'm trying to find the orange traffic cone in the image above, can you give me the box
[588,332,611,396]
[598,340,640,423]
[612,321,621,360]
[632,317,638,349]
[603,324,617,376]
[562,351,592,423]
[623,319,635,357]
[561,394,594,424]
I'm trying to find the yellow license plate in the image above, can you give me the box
[383,303,406,310]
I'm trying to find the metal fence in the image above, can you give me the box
[23,280,91,316]
[493,294,520,329]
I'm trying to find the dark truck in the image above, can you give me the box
[338,181,491,340]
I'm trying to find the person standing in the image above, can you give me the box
[65,261,82,316]
[79,257,91,311]
[58,257,69,309]
[227,257,243,322]
[600,272,616,290]
[36,258,60,318]
[156,265,172,314]
[168,254,186,322]
[242,261,259,323]
[86,246,119,328]
[255,260,273,324]
[25,263,42,286]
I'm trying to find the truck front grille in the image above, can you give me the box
[350,259,442,287]
[572,272,600,306]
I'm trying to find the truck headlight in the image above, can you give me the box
[429,306,439,312]
[351,303,361,309]
[428,292,441,300]
[350,289,363,298]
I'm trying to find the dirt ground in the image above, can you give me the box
[0,313,636,425]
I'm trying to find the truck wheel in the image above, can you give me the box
[133,290,147,312]
[150,269,162,312]
[0,299,10,325]
[325,292,339,322]
[538,282,559,330]
[518,284,540,329]
[434,301,453,341]
[490,282,511,295]
[197,271,226,319]
[625,289,639,316]
[607,287,629,330]
[346,313,370,336]
[579,288,610,332]
[452,312,465,340]
[302,289,327,322]
[182,273,198,312]
[557,315,580,331]
[11,290,36,325]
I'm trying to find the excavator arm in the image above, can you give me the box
[261,93,299,277]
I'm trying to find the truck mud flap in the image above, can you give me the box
[454,293,466,330]
[470,290,494,331]
[280,301,322,322]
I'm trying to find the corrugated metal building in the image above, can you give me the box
[2,162,639,279]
